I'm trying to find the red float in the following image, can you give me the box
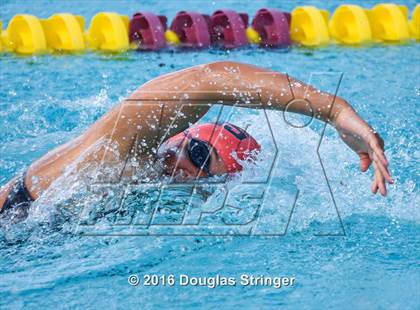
[210,10,248,48]
[251,8,291,47]
[170,11,211,48]
[129,12,167,50]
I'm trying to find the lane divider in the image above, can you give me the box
[0,4,418,55]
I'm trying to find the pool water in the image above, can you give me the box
[0,0,419,309]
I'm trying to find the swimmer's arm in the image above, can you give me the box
[128,61,391,195]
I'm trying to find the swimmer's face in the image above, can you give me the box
[158,137,227,180]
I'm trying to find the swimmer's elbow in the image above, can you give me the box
[206,60,244,66]
[204,60,246,72]
[203,61,277,78]
[202,61,256,83]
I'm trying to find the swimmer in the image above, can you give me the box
[0,61,393,219]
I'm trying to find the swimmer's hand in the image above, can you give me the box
[334,108,393,196]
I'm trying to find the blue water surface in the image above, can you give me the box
[0,0,419,309]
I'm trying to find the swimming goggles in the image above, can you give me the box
[185,135,212,175]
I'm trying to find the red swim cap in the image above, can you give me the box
[164,122,261,173]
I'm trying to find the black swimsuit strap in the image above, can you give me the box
[0,171,34,220]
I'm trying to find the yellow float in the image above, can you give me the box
[366,3,410,42]
[164,29,180,45]
[85,12,129,52]
[290,6,330,46]
[329,5,372,44]
[4,14,47,54]
[409,4,420,40]
[246,27,261,44]
[41,13,85,52]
